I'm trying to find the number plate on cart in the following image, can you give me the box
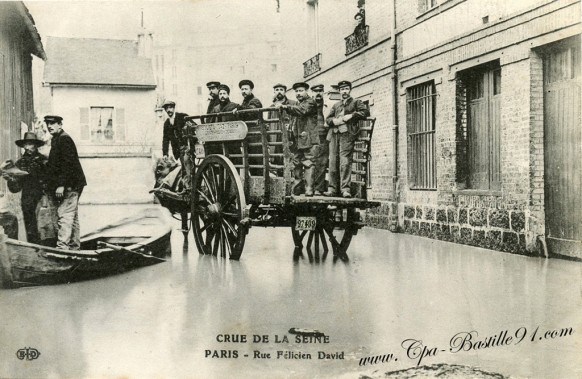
[296,217,316,231]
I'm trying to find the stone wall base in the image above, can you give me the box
[366,201,540,257]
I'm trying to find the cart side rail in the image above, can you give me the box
[184,108,293,205]
[351,117,376,200]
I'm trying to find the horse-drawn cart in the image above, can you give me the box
[156,108,379,261]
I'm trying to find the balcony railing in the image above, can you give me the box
[345,26,369,55]
[303,53,321,78]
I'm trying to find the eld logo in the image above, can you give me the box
[16,347,41,360]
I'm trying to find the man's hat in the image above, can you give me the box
[311,84,324,92]
[207,81,221,88]
[162,100,176,109]
[44,115,63,124]
[218,84,231,94]
[337,80,352,89]
[292,82,310,90]
[239,79,254,89]
[273,83,287,90]
[15,131,44,148]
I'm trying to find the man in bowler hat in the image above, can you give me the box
[44,115,87,250]
[1,132,48,244]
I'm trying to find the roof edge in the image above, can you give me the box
[18,2,46,60]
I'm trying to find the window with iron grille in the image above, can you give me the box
[407,81,437,190]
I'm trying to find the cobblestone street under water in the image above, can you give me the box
[0,205,580,379]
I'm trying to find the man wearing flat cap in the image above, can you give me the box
[310,84,329,195]
[275,82,319,196]
[269,83,296,151]
[211,85,239,122]
[161,100,189,162]
[235,79,263,121]
[1,132,48,244]
[203,81,221,123]
[325,80,369,198]
[44,115,87,249]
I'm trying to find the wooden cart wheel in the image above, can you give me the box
[192,154,247,260]
[291,207,358,262]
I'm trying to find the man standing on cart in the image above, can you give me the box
[325,80,369,198]
[202,81,221,123]
[275,82,318,196]
[234,79,263,121]
[211,84,239,122]
[310,84,329,196]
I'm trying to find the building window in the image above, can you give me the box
[271,64,277,72]
[172,66,177,79]
[419,0,438,13]
[172,84,178,96]
[407,81,437,190]
[456,62,501,191]
[197,86,202,95]
[87,107,125,143]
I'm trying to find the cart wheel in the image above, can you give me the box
[192,155,247,259]
[291,207,358,262]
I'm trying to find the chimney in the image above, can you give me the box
[137,10,153,58]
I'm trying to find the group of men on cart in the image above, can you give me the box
[158,78,369,199]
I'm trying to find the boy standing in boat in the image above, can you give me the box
[44,115,87,250]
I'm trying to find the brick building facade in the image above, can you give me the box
[281,0,581,259]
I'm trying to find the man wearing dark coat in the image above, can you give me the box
[276,82,319,196]
[207,84,241,156]
[203,81,221,123]
[311,84,329,195]
[161,100,189,161]
[234,79,263,121]
[325,80,369,198]
[2,132,48,244]
[211,84,239,122]
[269,83,296,123]
[45,115,87,250]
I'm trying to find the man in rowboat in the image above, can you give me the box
[44,115,87,250]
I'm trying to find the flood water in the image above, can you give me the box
[0,205,580,379]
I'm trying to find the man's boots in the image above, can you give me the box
[304,166,314,197]
[292,166,304,196]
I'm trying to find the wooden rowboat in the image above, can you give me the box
[0,206,173,288]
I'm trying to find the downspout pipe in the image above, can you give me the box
[390,0,400,231]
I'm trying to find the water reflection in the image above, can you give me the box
[0,208,580,379]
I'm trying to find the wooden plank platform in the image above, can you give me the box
[289,195,380,208]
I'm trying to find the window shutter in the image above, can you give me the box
[116,108,125,141]
[80,107,89,140]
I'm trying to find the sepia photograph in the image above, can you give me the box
[0,0,580,378]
